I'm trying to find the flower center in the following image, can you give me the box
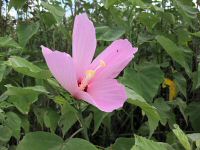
[79,60,106,91]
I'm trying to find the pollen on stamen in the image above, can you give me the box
[100,60,106,67]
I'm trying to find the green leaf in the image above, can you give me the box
[5,85,48,114]
[54,96,67,105]
[190,31,200,37]
[104,0,121,9]
[59,103,78,134]
[0,37,21,49]
[96,26,125,41]
[173,0,198,19]
[0,101,14,109]
[129,0,147,8]
[40,12,57,28]
[173,72,187,98]
[44,108,59,132]
[186,102,200,132]
[172,124,191,150]
[0,146,8,150]
[194,63,200,89]
[156,35,191,75]
[187,133,200,148]
[5,112,21,140]
[126,88,160,137]
[162,13,176,25]
[0,125,12,142]
[61,138,98,150]
[138,12,160,32]
[8,95,38,114]
[41,2,65,23]
[137,33,154,45]
[5,84,48,95]
[8,0,26,10]
[19,115,30,133]
[91,107,108,135]
[196,63,200,88]
[120,64,164,101]
[0,110,5,124]
[111,137,135,150]
[33,107,46,127]
[16,131,63,150]
[16,22,39,47]
[131,135,175,150]
[153,98,175,127]
[7,56,51,79]
[170,98,187,124]
[176,28,191,46]
[17,132,97,150]
[0,64,6,83]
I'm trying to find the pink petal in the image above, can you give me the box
[72,13,96,80]
[79,79,127,112]
[41,46,79,96]
[75,91,96,106]
[90,39,137,81]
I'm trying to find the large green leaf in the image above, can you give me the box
[191,31,200,37]
[131,135,174,150]
[16,22,39,47]
[0,146,7,150]
[0,109,5,124]
[153,98,175,127]
[96,26,125,41]
[16,132,97,150]
[104,0,123,9]
[176,28,191,46]
[129,0,147,8]
[186,102,200,132]
[172,124,191,150]
[173,0,198,19]
[40,12,57,28]
[5,112,21,140]
[111,137,135,150]
[156,35,191,75]
[33,107,46,127]
[43,108,59,133]
[60,138,98,150]
[8,0,26,10]
[91,107,108,135]
[5,85,48,114]
[197,70,200,89]
[126,88,160,137]
[138,12,160,32]
[16,132,63,150]
[5,84,48,95]
[173,72,187,98]
[59,102,78,134]
[120,65,164,101]
[41,2,65,23]
[0,125,12,142]
[0,64,6,83]
[170,98,187,124]
[0,37,21,49]
[7,56,51,79]
[193,63,200,89]
[19,115,30,133]
[137,33,154,45]
[187,133,200,148]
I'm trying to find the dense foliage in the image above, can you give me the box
[0,0,200,149]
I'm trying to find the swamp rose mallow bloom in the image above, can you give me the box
[41,13,137,112]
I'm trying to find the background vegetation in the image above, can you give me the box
[0,0,200,149]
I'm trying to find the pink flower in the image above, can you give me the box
[41,13,137,112]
